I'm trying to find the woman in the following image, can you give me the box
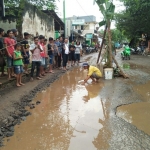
[4,30,15,80]
[75,41,82,64]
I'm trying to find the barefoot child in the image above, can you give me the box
[13,43,24,87]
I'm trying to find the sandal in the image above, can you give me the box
[36,77,42,80]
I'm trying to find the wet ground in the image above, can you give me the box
[1,52,150,150]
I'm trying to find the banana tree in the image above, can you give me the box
[94,0,115,67]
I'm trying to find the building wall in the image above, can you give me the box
[22,11,54,39]
[0,20,16,32]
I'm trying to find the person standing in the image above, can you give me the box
[13,43,24,87]
[4,30,15,80]
[44,39,48,73]
[0,28,6,81]
[21,32,30,74]
[11,29,18,43]
[47,37,54,73]
[39,35,46,76]
[63,38,69,71]
[75,41,82,65]
[57,37,63,69]
[30,37,43,81]
[69,41,75,66]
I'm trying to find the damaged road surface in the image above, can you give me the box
[0,53,150,150]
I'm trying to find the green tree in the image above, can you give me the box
[4,0,57,16]
[116,0,150,39]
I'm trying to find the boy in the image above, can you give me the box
[21,32,30,74]
[30,37,43,81]
[13,43,24,87]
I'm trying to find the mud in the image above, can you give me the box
[116,102,150,135]
[1,67,111,150]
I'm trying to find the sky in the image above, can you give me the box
[56,0,125,29]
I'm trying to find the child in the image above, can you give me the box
[13,43,24,87]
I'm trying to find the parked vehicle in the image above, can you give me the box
[130,47,142,55]
[121,46,131,60]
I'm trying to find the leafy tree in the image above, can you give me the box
[4,0,57,16]
[116,0,150,39]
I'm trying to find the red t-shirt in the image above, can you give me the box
[4,37,15,56]
[39,42,46,57]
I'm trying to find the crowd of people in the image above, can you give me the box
[0,28,83,87]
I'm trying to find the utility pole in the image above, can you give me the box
[63,0,66,38]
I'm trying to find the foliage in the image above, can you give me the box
[116,0,150,39]
[111,29,127,43]
[4,0,57,16]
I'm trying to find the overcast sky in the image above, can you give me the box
[56,0,125,28]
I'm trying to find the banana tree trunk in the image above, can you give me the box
[97,25,107,64]
[107,21,113,68]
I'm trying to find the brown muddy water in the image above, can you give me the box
[117,102,150,135]
[1,68,111,150]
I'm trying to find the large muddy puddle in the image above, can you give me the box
[117,102,150,135]
[133,81,150,102]
[1,68,111,150]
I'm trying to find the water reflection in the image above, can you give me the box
[1,68,111,150]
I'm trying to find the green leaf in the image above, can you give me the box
[99,20,106,27]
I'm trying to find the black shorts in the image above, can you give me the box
[69,51,75,61]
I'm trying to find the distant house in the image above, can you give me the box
[66,15,99,44]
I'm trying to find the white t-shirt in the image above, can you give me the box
[29,44,43,61]
[75,45,82,54]
[64,44,69,54]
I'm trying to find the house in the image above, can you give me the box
[66,15,99,45]
[0,2,64,41]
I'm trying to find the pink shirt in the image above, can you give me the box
[29,44,43,61]
[39,42,46,57]
[4,37,15,56]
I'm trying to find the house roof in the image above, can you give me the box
[43,10,64,31]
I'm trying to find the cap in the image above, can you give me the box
[82,62,89,67]
[24,32,30,36]
[11,29,18,33]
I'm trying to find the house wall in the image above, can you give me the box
[0,20,16,32]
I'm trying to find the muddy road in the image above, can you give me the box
[0,52,150,150]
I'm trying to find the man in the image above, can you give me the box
[29,37,43,81]
[44,38,48,73]
[83,62,102,83]
[0,28,6,84]
[21,32,30,74]
[57,37,63,69]
[69,41,75,66]
[63,38,69,71]
[11,29,18,43]
[47,37,54,73]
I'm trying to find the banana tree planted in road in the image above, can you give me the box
[94,0,115,67]
[94,0,129,78]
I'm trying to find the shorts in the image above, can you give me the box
[7,56,13,68]
[69,51,75,61]
[41,57,45,66]
[75,54,80,61]
[49,55,54,65]
[14,65,24,74]
[91,73,101,79]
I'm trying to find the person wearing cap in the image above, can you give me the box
[83,63,102,83]
[11,29,18,43]
[21,32,30,74]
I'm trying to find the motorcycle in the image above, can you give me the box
[131,47,142,55]
[121,46,131,60]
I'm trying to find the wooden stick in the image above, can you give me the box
[112,56,129,79]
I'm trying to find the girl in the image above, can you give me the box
[13,43,24,87]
